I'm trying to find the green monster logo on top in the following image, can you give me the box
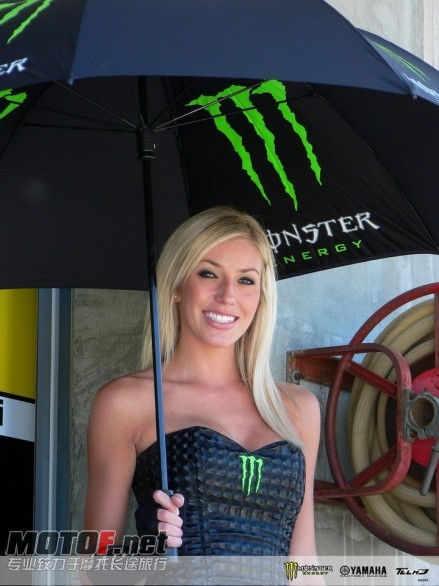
[0,0,53,44]
[187,80,322,210]
[239,454,263,496]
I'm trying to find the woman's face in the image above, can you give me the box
[175,238,263,350]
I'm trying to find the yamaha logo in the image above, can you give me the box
[339,565,387,578]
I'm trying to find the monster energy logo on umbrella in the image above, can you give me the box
[0,0,53,44]
[0,88,26,118]
[187,80,322,210]
[239,454,263,496]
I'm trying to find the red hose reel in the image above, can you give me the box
[288,283,439,557]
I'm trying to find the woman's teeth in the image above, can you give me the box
[205,312,236,324]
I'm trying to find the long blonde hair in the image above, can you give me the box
[141,206,302,446]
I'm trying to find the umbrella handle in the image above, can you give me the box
[163,489,179,560]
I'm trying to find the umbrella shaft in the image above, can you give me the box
[139,134,169,493]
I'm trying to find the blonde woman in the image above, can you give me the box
[84,207,321,577]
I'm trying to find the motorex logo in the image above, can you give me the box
[239,454,263,496]
[0,0,54,44]
[187,80,322,210]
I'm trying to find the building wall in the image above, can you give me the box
[327,0,435,63]
[278,0,439,563]
[69,0,439,565]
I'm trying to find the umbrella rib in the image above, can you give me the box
[154,106,256,132]
[154,80,271,131]
[22,103,135,131]
[55,81,137,130]
[22,122,134,133]
[154,90,315,132]
[154,80,315,132]
[146,76,200,129]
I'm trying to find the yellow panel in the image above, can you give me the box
[0,289,38,400]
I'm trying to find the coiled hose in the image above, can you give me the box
[349,299,437,547]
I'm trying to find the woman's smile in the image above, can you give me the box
[175,238,262,348]
[203,310,238,325]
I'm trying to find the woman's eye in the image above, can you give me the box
[239,277,255,285]
[198,270,216,279]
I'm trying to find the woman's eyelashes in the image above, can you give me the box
[197,270,255,286]
[198,270,216,279]
[238,276,255,285]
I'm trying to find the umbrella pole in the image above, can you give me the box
[138,79,178,558]
[138,124,169,489]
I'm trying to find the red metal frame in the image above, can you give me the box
[289,283,439,556]
[294,342,413,499]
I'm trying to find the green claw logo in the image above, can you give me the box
[0,0,53,43]
[239,454,263,496]
[187,80,322,210]
[284,561,299,581]
[0,87,26,118]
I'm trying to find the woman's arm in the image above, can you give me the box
[289,386,321,558]
[284,384,325,585]
[83,378,139,547]
[84,376,184,551]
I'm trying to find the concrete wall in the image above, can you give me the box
[327,0,437,64]
[276,0,439,562]
[69,0,439,565]
[70,289,147,532]
[275,255,439,560]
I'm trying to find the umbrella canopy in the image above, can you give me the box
[0,0,438,289]
[1,0,439,503]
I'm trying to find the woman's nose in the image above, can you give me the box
[215,278,235,304]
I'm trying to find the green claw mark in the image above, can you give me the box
[187,80,322,210]
[0,87,27,118]
[0,0,54,44]
[187,88,271,205]
[239,454,263,496]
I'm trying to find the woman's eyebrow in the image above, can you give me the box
[199,258,260,274]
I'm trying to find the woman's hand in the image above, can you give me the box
[135,489,186,550]
[153,490,185,548]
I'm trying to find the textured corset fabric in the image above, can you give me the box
[132,426,305,558]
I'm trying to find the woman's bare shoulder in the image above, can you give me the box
[278,381,321,424]
[278,382,321,452]
[90,369,155,417]
[88,369,157,452]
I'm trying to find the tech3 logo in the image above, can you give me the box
[239,454,264,496]
[396,567,429,582]
[0,0,54,44]
[187,80,322,211]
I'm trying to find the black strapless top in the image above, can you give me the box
[132,426,305,558]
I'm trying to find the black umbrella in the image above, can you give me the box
[0,0,438,498]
